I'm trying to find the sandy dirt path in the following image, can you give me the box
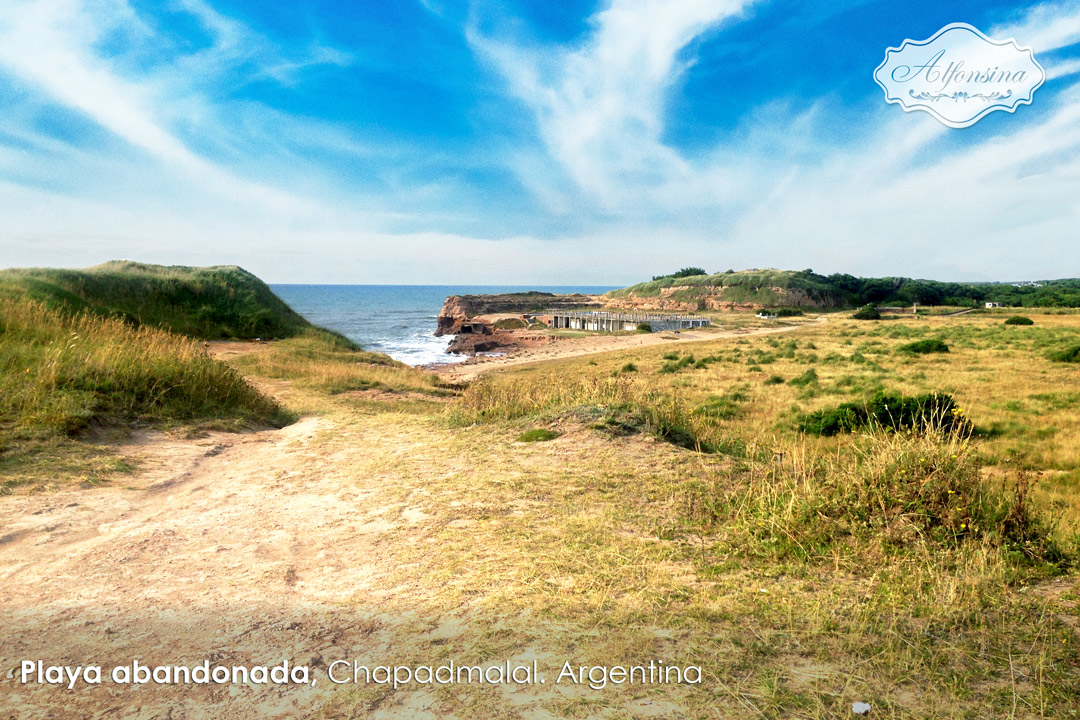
[434,316,828,382]
[0,413,446,719]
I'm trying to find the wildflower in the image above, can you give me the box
[960,523,967,530]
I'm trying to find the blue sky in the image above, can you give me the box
[0,0,1078,284]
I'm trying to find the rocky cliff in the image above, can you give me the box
[435,292,599,336]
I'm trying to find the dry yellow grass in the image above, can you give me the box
[6,308,1079,718]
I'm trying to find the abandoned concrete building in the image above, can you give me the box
[541,311,711,332]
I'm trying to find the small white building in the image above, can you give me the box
[756,311,778,320]
[985,302,1003,308]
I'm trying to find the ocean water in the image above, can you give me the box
[270,285,617,366]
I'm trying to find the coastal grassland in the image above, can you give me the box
[8,296,1079,717]
[0,297,292,492]
[325,309,1080,717]
[310,392,1076,718]
[491,311,1080,517]
[0,261,320,340]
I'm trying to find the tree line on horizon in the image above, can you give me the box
[646,267,1080,308]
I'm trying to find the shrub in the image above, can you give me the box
[619,362,638,373]
[662,351,680,361]
[1004,316,1034,326]
[787,369,818,387]
[1049,345,1080,363]
[660,354,695,374]
[635,322,652,333]
[518,428,559,442]
[651,267,706,281]
[494,317,527,330]
[694,388,748,420]
[899,339,950,354]
[797,390,969,436]
[852,304,881,320]
[764,375,785,385]
[774,307,804,317]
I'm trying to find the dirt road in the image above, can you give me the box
[434,316,828,382]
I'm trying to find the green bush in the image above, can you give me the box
[651,267,706,281]
[619,362,638,373]
[798,390,969,436]
[494,317,527,330]
[1049,345,1080,363]
[694,396,741,419]
[660,354,695,374]
[694,388,748,420]
[764,375,785,385]
[852,304,881,320]
[787,369,819,387]
[1004,316,1034,326]
[899,339,950,354]
[635,322,652,333]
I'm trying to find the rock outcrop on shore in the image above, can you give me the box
[435,292,599,336]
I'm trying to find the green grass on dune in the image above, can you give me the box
[0,297,294,490]
[0,261,349,342]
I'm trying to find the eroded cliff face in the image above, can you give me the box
[434,293,600,336]
[435,296,470,336]
[608,285,838,312]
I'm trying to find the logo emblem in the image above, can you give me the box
[874,23,1044,128]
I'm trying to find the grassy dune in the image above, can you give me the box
[0,260,330,340]
[0,261,402,491]
[0,297,294,491]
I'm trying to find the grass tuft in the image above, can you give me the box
[517,428,559,442]
[899,338,950,354]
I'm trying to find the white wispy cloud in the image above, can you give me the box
[1,0,1079,283]
[469,0,756,210]
[0,0,362,216]
[467,0,1080,280]
[991,0,1080,52]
